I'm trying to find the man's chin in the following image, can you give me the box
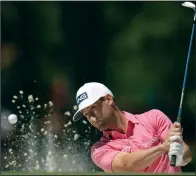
[98,125,108,131]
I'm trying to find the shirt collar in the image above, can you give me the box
[103,111,138,138]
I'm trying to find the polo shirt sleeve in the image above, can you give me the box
[150,109,173,141]
[91,142,121,172]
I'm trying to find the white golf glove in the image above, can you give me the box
[168,135,184,166]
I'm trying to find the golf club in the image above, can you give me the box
[170,1,196,167]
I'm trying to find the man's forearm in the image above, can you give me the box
[181,143,192,166]
[122,144,166,171]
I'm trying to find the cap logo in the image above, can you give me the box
[76,92,88,105]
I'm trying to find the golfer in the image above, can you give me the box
[73,82,192,173]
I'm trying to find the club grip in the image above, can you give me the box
[170,155,177,167]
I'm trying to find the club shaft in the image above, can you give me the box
[177,22,195,120]
[171,14,195,167]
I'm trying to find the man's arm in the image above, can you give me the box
[112,144,166,172]
[181,142,192,166]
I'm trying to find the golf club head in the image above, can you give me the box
[182,2,196,10]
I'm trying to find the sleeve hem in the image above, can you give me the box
[109,151,122,172]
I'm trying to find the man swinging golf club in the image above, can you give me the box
[73,82,192,173]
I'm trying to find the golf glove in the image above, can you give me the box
[168,135,184,166]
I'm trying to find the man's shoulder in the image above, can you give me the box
[136,109,172,127]
[135,109,165,119]
[132,109,167,132]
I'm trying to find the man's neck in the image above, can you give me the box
[108,111,128,134]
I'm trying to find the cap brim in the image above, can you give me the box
[73,109,83,121]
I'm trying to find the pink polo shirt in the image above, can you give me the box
[91,109,181,173]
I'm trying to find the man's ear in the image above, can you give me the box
[107,95,118,111]
[105,94,113,105]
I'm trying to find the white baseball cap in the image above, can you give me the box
[73,82,114,121]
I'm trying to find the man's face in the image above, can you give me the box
[81,95,114,131]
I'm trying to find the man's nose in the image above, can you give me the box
[90,116,97,122]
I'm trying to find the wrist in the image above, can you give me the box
[157,143,168,153]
